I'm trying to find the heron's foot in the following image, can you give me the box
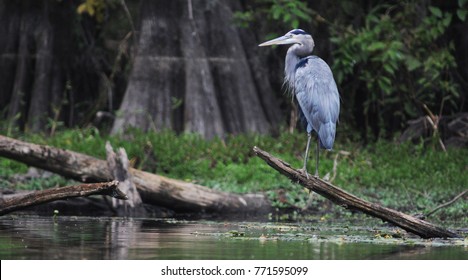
[298,168,310,179]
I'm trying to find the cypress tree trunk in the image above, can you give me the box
[111,0,283,138]
[0,0,109,133]
[0,1,60,132]
[27,2,55,132]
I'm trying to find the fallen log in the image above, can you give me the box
[0,135,271,214]
[253,146,459,239]
[0,181,126,215]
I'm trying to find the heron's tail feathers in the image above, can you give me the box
[318,122,336,150]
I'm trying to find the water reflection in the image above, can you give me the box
[0,216,465,260]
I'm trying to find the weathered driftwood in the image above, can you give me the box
[253,146,459,239]
[105,141,146,216]
[0,181,126,215]
[0,135,271,214]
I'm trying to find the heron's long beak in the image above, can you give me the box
[258,35,297,47]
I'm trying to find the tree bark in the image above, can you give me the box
[105,141,146,216]
[0,0,113,132]
[111,0,281,138]
[0,180,126,216]
[0,135,271,214]
[253,146,459,239]
[26,0,54,132]
[1,1,62,131]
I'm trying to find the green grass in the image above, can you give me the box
[1,128,466,223]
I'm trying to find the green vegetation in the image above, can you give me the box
[330,2,465,139]
[1,129,466,224]
[235,0,468,140]
[234,0,313,30]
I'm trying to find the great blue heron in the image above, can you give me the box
[259,29,340,178]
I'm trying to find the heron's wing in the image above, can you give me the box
[294,56,340,149]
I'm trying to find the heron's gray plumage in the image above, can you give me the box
[294,55,339,149]
[259,29,340,177]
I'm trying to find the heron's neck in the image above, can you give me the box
[285,42,313,88]
[285,50,300,88]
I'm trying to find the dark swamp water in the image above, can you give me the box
[0,215,466,260]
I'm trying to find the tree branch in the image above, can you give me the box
[425,190,467,218]
[0,181,126,215]
[253,146,459,239]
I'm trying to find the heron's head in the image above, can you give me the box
[258,29,314,50]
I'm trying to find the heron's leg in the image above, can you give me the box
[315,138,320,177]
[301,133,312,179]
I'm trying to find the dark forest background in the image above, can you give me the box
[1,0,467,144]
